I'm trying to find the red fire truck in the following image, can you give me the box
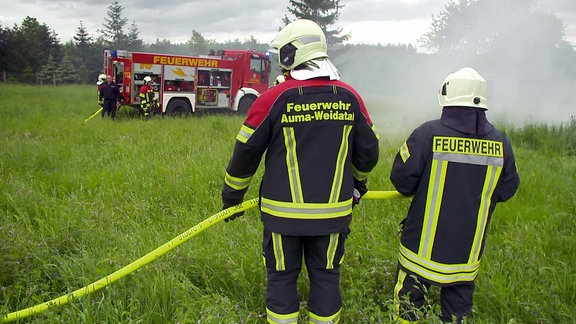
[103,49,271,115]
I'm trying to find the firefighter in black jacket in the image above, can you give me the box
[139,76,156,119]
[221,19,379,323]
[96,74,106,105]
[98,75,121,120]
[390,67,520,323]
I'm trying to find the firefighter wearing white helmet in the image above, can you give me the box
[390,67,519,322]
[96,74,107,107]
[438,67,488,109]
[139,76,156,119]
[269,18,341,80]
[97,74,106,86]
[273,74,285,85]
[221,19,379,324]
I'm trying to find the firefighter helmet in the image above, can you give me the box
[438,67,488,109]
[270,19,328,70]
[143,76,153,83]
[274,74,286,85]
[96,74,106,85]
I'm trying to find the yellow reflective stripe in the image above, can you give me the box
[283,127,304,203]
[272,232,285,271]
[393,269,417,324]
[329,125,352,203]
[224,172,252,190]
[393,268,408,305]
[298,86,303,95]
[419,159,447,258]
[399,246,480,284]
[309,308,341,324]
[261,197,353,219]
[266,308,299,324]
[400,245,480,273]
[236,124,255,144]
[469,165,502,263]
[326,233,339,269]
[352,164,368,182]
[399,141,410,163]
[371,124,380,139]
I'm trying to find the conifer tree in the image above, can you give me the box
[101,1,129,48]
[283,0,349,47]
[126,20,143,51]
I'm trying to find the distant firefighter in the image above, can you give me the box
[98,75,121,120]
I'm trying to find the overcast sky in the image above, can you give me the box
[1,0,576,48]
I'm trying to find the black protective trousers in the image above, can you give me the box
[262,227,348,319]
[102,99,117,119]
[394,267,475,323]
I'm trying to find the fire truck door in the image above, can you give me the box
[113,62,124,86]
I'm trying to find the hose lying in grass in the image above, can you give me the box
[1,190,404,322]
[84,107,103,122]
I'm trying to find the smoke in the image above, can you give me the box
[334,0,576,133]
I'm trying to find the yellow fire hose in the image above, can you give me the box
[1,190,404,322]
[84,107,103,123]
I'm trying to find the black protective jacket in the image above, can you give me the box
[390,107,520,285]
[99,82,121,101]
[222,76,379,235]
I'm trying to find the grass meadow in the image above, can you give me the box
[0,84,575,323]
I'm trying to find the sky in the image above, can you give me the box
[1,0,576,48]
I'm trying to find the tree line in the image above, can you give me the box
[0,1,275,85]
[0,0,352,85]
[1,0,575,108]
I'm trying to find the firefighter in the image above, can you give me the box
[221,19,379,323]
[389,67,520,323]
[96,74,106,105]
[273,73,286,85]
[98,75,121,120]
[139,76,156,119]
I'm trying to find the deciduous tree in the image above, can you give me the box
[15,17,59,83]
[187,30,214,55]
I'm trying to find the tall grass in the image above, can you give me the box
[0,84,575,323]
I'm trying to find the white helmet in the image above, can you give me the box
[96,74,106,85]
[143,76,153,83]
[270,19,328,70]
[274,74,286,85]
[438,67,488,109]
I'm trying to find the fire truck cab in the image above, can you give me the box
[103,49,270,115]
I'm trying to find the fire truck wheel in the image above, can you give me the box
[166,99,192,117]
[238,95,256,114]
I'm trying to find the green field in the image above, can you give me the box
[0,85,575,323]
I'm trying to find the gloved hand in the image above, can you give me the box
[222,200,244,222]
[352,188,362,208]
[98,100,103,105]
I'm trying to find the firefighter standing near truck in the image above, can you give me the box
[139,76,156,119]
[389,67,520,323]
[96,74,106,105]
[221,19,379,323]
[99,75,121,120]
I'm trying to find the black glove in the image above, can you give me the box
[222,200,244,222]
